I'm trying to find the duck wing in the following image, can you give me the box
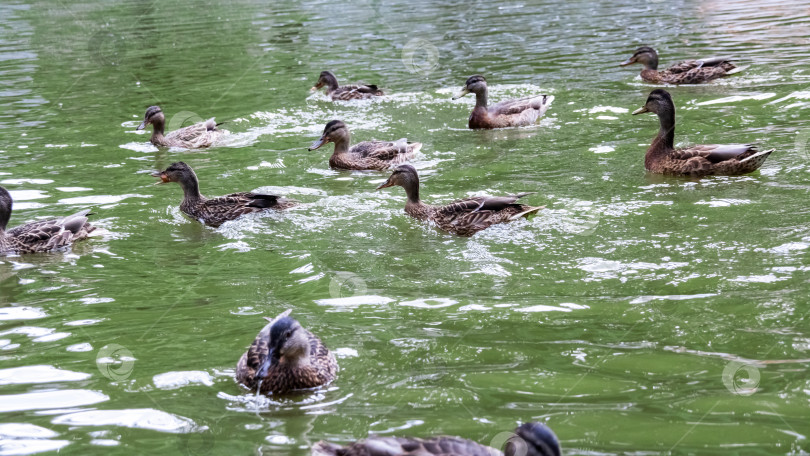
[7,210,95,251]
[352,139,418,162]
[673,144,758,163]
[332,84,384,100]
[312,436,499,456]
[487,95,553,127]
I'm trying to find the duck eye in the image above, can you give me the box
[284,330,292,339]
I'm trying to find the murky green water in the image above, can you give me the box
[1,0,809,454]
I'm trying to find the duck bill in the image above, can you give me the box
[451,88,469,100]
[137,121,147,130]
[376,178,394,190]
[310,82,324,92]
[631,106,649,115]
[308,136,328,151]
[256,349,274,379]
[151,171,169,185]
[619,58,635,66]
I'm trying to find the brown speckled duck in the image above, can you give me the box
[308,120,421,171]
[452,75,553,129]
[620,46,742,84]
[376,165,543,236]
[0,186,95,255]
[310,71,384,101]
[151,162,297,227]
[236,310,337,395]
[633,90,773,177]
[313,422,561,456]
[137,106,224,148]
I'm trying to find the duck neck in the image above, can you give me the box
[179,173,203,202]
[151,118,166,143]
[403,180,421,205]
[323,73,339,92]
[644,55,659,70]
[474,88,488,108]
[0,193,10,234]
[655,108,675,151]
[332,134,351,155]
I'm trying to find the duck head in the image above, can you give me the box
[256,316,310,378]
[505,422,561,456]
[151,161,197,185]
[376,164,419,190]
[632,89,674,116]
[452,74,487,99]
[311,71,339,92]
[620,46,659,70]
[308,120,350,151]
[137,106,165,131]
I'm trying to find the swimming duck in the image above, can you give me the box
[310,71,384,101]
[376,165,543,236]
[308,120,421,171]
[620,46,742,84]
[0,186,95,255]
[236,309,337,395]
[632,89,773,177]
[452,75,553,129]
[151,162,297,227]
[313,421,561,456]
[136,106,224,148]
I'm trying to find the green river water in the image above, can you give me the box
[1,0,809,454]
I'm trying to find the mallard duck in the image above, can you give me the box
[632,89,773,176]
[136,106,224,148]
[236,309,337,395]
[310,71,384,101]
[0,186,95,255]
[452,75,553,129]
[376,165,543,236]
[620,46,742,84]
[313,421,561,456]
[151,162,297,227]
[308,120,421,171]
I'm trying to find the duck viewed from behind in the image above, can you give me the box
[376,165,543,236]
[310,71,384,101]
[620,46,743,84]
[313,421,561,456]
[236,310,337,395]
[309,120,421,171]
[0,186,95,255]
[452,75,553,129]
[632,89,773,177]
[137,106,225,149]
[151,162,297,227]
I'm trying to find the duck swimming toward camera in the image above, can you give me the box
[137,106,224,148]
[620,46,742,84]
[0,186,96,255]
[151,162,296,227]
[309,120,421,171]
[452,75,553,129]
[236,310,338,395]
[313,421,561,456]
[632,89,772,177]
[310,71,384,101]
[376,165,543,236]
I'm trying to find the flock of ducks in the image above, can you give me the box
[0,45,778,455]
